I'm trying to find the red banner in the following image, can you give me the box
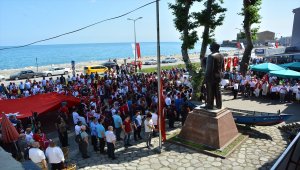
[226,57,232,70]
[158,79,166,142]
[233,56,238,67]
[136,43,141,59]
[0,93,80,120]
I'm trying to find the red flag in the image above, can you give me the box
[233,57,238,67]
[226,57,232,70]
[237,42,241,49]
[136,43,141,59]
[158,79,166,142]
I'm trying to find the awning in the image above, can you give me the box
[270,69,300,78]
[251,63,285,72]
[0,93,80,120]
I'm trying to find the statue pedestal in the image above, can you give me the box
[178,107,239,149]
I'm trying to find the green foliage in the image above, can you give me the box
[239,0,262,75]
[240,0,262,25]
[193,0,227,42]
[237,27,259,41]
[169,0,200,50]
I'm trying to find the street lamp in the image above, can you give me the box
[235,28,243,57]
[128,17,143,72]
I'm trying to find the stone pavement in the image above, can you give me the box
[57,93,300,170]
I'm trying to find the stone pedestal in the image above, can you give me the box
[178,107,239,149]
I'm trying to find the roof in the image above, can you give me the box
[293,7,300,13]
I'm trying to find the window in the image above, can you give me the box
[27,71,34,73]
[84,67,89,70]
[91,66,101,69]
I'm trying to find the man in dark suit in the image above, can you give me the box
[203,42,224,110]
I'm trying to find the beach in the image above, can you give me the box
[0,53,200,79]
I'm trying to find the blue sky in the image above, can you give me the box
[0,0,299,46]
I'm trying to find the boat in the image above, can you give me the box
[228,108,292,126]
[187,102,292,126]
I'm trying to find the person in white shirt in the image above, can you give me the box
[151,111,158,136]
[75,121,82,135]
[25,80,31,90]
[72,109,80,125]
[233,81,239,99]
[25,128,33,144]
[29,142,48,170]
[292,83,299,100]
[105,126,116,160]
[165,95,171,106]
[45,140,65,170]
[144,113,155,149]
[279,84,287,103]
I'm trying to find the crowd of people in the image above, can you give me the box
[0,67,193,169]
[222,70,300,102]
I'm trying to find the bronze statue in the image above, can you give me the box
[202,42,224,110]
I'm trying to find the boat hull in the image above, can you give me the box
[233,114,292,126]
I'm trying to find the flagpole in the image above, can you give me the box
[156,0,162,151]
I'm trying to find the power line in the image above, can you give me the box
[0,0,157,51]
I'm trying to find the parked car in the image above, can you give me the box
[42,67,71,77]
[9,70,43,80]
[144,59,157,65]
[102,61,118,69]
[83,65,108,75]
[0,75,5,81]
[162,57,177,63]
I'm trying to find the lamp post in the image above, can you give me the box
[156,0,162,152]
[235,28,242,58]
[128,17,143,72]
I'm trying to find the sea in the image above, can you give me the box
[0,42,236,70]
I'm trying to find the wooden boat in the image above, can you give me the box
[187,102,292,126]
[227,108,293,126]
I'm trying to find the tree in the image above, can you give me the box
[169,0,199,76]
[239,0,261,75]
[193,0,226,67]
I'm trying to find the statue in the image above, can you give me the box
[202,42,224,110]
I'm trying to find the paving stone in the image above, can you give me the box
[150,163,162,169]
[212,162,222,167]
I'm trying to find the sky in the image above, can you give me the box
[0,0,299,46]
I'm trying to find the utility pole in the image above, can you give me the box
[128,17,142,73]
[156,0,162,152]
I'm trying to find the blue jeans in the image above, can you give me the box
[124,133,131,146]
[115,127,122,141]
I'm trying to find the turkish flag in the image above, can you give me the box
[227,57,232,70]
[233,57,238,67]
[136,43,141,59]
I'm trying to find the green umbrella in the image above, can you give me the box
[251,63,285,72]
[270,69,300,78]
[280,62,300,70]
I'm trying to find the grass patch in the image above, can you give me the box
[141,63,200,73]
[169,133,247,158]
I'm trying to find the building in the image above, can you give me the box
[292,7,300,50]
[278,36,292,47]
[264,7,300,64]
[256,31,275,44]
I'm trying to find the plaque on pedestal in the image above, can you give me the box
[178,107,239,149]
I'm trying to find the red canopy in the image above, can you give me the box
[1,113,19,143]
[0,93,80,120]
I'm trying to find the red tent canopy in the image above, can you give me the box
[0,93,80,120]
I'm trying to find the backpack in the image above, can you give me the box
[75,133,83,143]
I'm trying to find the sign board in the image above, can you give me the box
[255,49,265,55]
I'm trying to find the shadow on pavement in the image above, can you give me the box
[236,124,273,141]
